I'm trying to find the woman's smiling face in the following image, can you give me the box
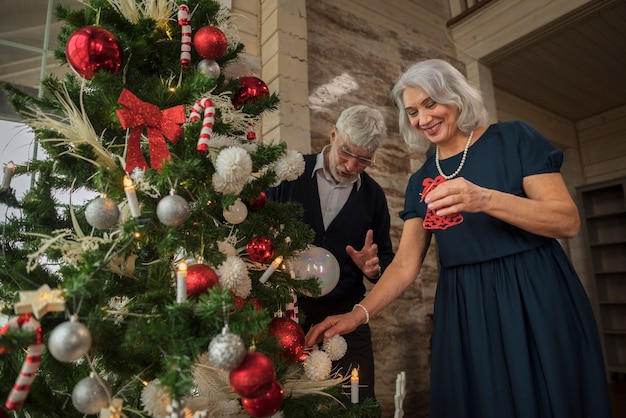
[402,86,460,146]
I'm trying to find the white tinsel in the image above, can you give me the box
[207,134,258,153]
[141,379,171,418]
[303,349,332,382]
[102,0,175,25]
[273,149,305,183]
[217,256,251,298]
[322,335,348,361]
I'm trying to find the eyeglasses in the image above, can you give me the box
[337,144,376,167]
[338,145,375,167]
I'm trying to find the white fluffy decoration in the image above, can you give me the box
[322,335,348,361]
[217,256,251,298]
[214,146,252,185]
[212,172,245,195]
[140,379,171,418]
[273,149,305,183]
[303,349,332,382]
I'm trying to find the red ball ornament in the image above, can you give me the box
[232,77,270,109]
[229,352,276,398]
[246,236,274,264]
[248,192,267,211]
[241,380,284,418]
[66,26,123,80]
[268,316,305,362]
[193,26,228,60]
[186,264,218,298]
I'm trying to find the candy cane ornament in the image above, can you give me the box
[4,314,44,410]
[189,97,215,152]
[178,4,192,67]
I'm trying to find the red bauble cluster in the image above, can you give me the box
[232,76,270,109]
[268,316,306,362]
[66,26,123,80]
[229,352,276,398]
[186,264,218,298]
[193,26,227,60]
[230,352,283,417]
[241,380,284,418]
[246,236,274,263]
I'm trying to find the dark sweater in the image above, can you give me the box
[267,154,394,310]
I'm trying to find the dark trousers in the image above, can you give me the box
[299,298,376,402]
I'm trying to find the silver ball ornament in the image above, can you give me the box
[72,374,111,414]
[208,326,246,370]
[157,193,190,227]
[85,196,120,229]
[49,319,92,362]
[197,59,221,79]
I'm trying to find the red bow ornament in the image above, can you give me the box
[116,89,185,172]
[421,175,464,230]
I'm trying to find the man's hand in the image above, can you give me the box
[346,229,380,279]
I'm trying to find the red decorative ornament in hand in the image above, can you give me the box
[421,176,464,230]
[268,316,305,362]
[246,236,274,264]
[229,351,276,398]
[186,264,218,298]
[232,77,270,109]
[241,380,284,418]
[66,26,123,80]
[193,26,228,60]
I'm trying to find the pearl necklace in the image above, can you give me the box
[435,130,474,180]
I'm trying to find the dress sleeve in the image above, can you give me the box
[399,171,425,221]
[516,121,563,176]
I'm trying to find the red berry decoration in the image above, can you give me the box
[232,76,270,109]
[234,296,263,311]
[229,351,276,398]
[248,192,267,211]
[186,264,218,298]
[193,26,228,60]
[268,316,305,362]
[66,26,123,80]
[241,380,284,418]
[246,236,274,264]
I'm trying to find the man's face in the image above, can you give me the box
[327,127,375,184]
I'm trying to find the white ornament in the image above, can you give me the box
[223,199,247,224]
[49,316,92,362]
[322,335,348,361]
[303,349,332,381]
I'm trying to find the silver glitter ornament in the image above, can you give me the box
[85,196,120,229]
[208,325,246,370]
[197,59,221,79]
[72,374,111,414]
[156,191,190,227]
[49,317,92,362]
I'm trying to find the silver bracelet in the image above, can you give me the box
[353,303,370,324]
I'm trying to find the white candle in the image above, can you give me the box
[350,367,359,404]
[176,261,188,303]
[123,176,141,218]
[259,256,283,284]
[1,161,15,192]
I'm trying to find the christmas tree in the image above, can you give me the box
[0,1,380,417]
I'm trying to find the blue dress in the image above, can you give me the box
[400,121,612,418]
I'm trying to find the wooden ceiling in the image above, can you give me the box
[1,0,624,123]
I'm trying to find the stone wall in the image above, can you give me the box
[305,1,453,416]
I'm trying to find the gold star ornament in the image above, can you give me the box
[14,284,65,319]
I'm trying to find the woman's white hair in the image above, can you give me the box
[390,59,488,151]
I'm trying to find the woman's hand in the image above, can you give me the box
[424,177,490,216]
[304,310,364,347]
